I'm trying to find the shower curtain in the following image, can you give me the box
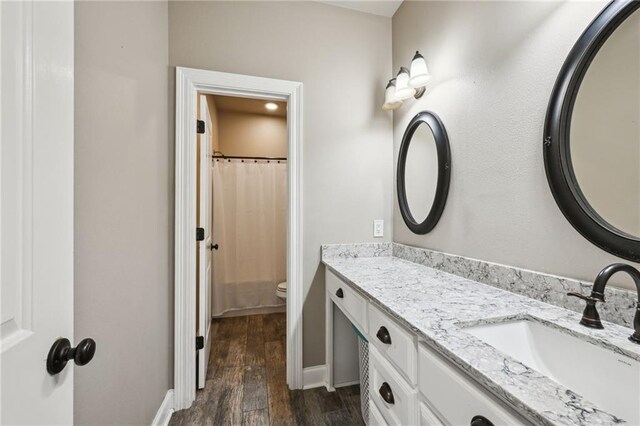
[212,159,287,316]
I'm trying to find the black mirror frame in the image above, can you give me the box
[397,111,451,235]
[544,0,640,262]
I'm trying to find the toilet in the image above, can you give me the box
[276,281,287,300]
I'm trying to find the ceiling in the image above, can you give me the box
[318,1,403,18]
[212,95,287,118]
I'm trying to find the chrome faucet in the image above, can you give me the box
[568,263,640,344]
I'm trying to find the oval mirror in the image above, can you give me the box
[545,0,640,262]
[397,111,451,234]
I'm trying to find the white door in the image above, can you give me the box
[1,1,77,424]
[197,95,213,388]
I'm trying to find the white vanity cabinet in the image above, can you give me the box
[418,344,530,426]
[325,269,532,426]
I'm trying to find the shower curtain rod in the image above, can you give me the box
[212,155,287,161]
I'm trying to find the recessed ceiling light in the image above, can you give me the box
[265,102,278,111]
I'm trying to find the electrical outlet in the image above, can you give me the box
[373,220,384,238]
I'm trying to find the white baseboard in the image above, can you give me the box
[302,365,327,390]
[151,389,174,426]
[335,379,360,388]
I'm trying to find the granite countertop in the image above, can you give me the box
[321,252,640,426]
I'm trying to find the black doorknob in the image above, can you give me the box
[335,288,344,298]
[47,337,96,375]
[210,243,219,251]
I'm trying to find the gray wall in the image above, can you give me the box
[392,1,640,291]
[75,2,172,424]
[169,1,393,367]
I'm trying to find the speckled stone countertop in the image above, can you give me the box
[321,245,640,426]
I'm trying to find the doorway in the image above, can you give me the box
[209,95,288,319]
[174,68,303,410]
[196,93,289,389]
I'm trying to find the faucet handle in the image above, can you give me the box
[567,292,604,329]
[567,292,599,303]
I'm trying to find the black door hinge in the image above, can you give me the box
[196,227,205,241]
[196,336,204,350]
[196,120,205,134]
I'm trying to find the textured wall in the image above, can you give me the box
[170,1,393,367]
[392,1,640,291]
[75,2,172,423]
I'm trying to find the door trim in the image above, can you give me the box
[173,67,303,410]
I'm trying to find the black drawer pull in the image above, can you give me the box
[470,415,495,426]
[376,326,392,344]
[379,382,394,404]
[336,288,344,298]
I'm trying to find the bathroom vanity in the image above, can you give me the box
[323,243,640,426]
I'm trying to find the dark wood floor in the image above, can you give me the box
[169,313,364,426]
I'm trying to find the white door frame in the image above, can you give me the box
[173,67,303,410]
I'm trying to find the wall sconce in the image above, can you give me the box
[409,51,431,91]
[395,67,416,101]
[382,50,432,110]
[383,78,403,111]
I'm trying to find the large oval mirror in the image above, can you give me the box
[545,0,640,262]
[397,111,451,234]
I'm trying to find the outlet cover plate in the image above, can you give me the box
[373,220,384,238]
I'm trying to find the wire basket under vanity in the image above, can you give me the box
[353,325,369,424]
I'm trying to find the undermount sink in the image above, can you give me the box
[464,318,640,424]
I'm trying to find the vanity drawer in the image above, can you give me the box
[369,345,418,426]
[326,270,368,333]
[369,399,388,426]
[369,304,417,384]
[418,344,528,426]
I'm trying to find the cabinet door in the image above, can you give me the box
[418,344,529,426]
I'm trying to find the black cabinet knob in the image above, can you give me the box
[379,382,395,404]
[376,326,392,344]
[47,337,96,375]
[470,415,495,426]
[210,243,219,251]
[336,288,344,298]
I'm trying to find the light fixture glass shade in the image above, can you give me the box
[382,79,403,110]
[394,67,416,100]
[408,51,432,88]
